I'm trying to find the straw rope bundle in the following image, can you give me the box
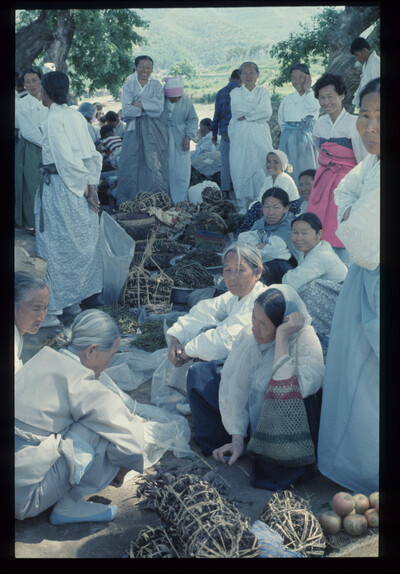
[133,239,190,270]
[201,186,226,205]
[119,192,173,215]
[175,200,199,216]
[154,191,173,210]
[165,261,215,288]
[182,211,227,245]
[259,490,326,557]
[128,526,179,558]
[96,304,138,334]
[122,231,173,312]
[154,474,260,558]
[201,199,237,220]
[179,247,222,268]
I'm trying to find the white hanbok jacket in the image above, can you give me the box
[255,171,299,204]
[15,346,145,493]
[166,281,267,361]
[41,103,103,197]
[282,240,348,293]
[15,93,48,146]
[121,73,165,131]
[219,323,324,437]
[335,154,380,270]
[352,51,380,108]
[14,325,23,374]
[278,90,320,128]
[312,108,368,164]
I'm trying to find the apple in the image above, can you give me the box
[343,514,368,536]
[332,492,355,517]
[319,510,342,535]
[369,491,379,507]
[353,493,370,514]
[364,508,379,528]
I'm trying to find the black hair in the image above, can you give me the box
[254,288,286,328]
[105,111,119,122]
[261,187,290,207]
[200,118,212,130]
[22,67,42,81]
[290,63,310,76]
[230,69,241,81]
[134,55,154,68]
[41,71,69,104]
[350,37,371,54]
[100,124,114,138]
[313,73,347,99]
[98,115,106,124]
[359,77,380,106]
[299,168,317,180]
[291,212,323,233]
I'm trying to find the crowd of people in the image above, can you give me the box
[14,36,380,527]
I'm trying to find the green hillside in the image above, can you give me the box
[135,6,325,70]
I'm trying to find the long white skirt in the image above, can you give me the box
[34,174,103,313]
[228,119,273,210]
[167,128,191,203]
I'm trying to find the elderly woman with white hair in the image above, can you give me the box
[160,77,199,203]
[15,309,144,525]
[228,61,273,213]
[14,271,49,373]
[165,242,268,415]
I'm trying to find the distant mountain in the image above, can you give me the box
[135,6,326,70]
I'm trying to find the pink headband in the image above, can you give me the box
[163,76,184,97]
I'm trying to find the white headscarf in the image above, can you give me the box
[267,149,289,172]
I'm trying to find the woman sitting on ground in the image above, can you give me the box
[282,212,348,351]
[237,150,301,233]
[15,309,144,525]
[193,285,324,491]
[14,271,49,373]
[237,187,299,284]
[298,168,316,213]
[166,243,268,413]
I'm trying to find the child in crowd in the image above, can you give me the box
[99,124,123,170]
[237,150,300,233]
[192,118,220,156]
[298,168,316,213]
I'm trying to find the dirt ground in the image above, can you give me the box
[13,230,380,560]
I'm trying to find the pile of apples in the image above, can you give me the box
[319,491,379,537]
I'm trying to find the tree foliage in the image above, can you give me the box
[15,8,149,98]
[169,59,199,80]
[269,7,341,87]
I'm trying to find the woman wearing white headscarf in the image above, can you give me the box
[160,77,199,203]
[189,284,324,490]
[228,62,273,213]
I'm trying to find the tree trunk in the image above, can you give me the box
[326,5,380,111]
[42,9,75,73]
[15,11,52,75]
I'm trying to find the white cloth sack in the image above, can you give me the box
[188,180,220,204]
[98,211,136,304]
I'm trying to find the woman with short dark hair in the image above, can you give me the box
[35,71,103,326]
[306,72,368,265]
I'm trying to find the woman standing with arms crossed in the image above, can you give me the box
[35,71,103,326]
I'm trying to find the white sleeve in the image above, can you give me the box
[334,161,364,224]
[282,255,325,293]
[259,235,291,262]
[246,89,272,122]
[219,329,256,437]
[277,98,286,128]
[303,91,321,117]
[16,105,43,147]
[272,327,325,398]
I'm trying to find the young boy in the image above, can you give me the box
[99,124,123,170]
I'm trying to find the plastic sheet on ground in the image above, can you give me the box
[151,348,193,413]
[191,151,221,178]
[99,371,196,473]
[250,520,303,558]
[105,347,166,392]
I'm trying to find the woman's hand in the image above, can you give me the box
[304,74,312,93]
[85,185,101,214]
[212,435,244,465]
[276,312,305,339]
[181,135,191,151]
[168,336,192,367]
[256,242,266,249]
[133,100,143,109]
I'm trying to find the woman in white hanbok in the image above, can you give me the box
[210,285,324,490]
[317,79,380,494]
[228,62,273,213]
[34,71,103,326]
[15,309,144,525]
